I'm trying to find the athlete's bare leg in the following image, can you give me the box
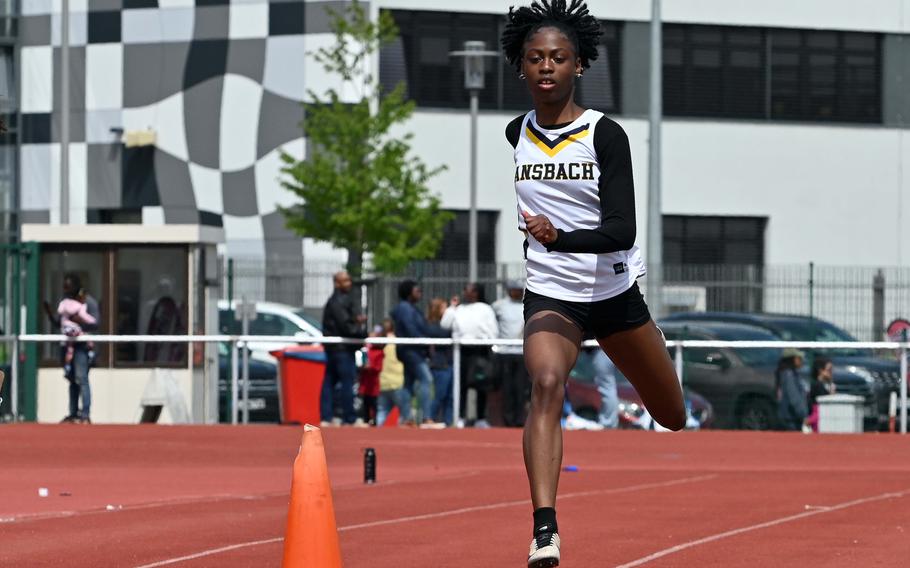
[598,320,687,431]
[522,311,583,508]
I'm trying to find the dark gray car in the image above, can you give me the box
[663,312,896,430]
[659,321,785,430]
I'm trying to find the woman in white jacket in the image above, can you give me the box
[441,282,498,427]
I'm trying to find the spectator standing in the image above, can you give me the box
[390,281,446,427]
[44,274,100,424]
[492,279,529,427]
[805,356,835,432]
[776,347,808,431]
[427,298,454,426]
[357,324,385,426]
[442,282,499,427]
[320,271,367,426]
[376,320,412,426]
[591,349,619,428]
[57,291,96,380]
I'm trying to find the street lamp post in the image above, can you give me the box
[61,0,70,224]
[647,0,664,318]
[449,41,499,283]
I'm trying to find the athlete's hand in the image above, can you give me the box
[522,211,558,245]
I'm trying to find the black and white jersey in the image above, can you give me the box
[507,109,645,302]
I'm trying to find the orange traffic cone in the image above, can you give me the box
[281,424,343,568]
[382,406,400,427]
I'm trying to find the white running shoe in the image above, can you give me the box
[528,530,560,567]
[564,412,605,431]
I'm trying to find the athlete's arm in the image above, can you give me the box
[544,117,636,254]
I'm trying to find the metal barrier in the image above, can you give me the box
[11,334,910,433]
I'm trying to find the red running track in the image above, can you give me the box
[2,424,910,567]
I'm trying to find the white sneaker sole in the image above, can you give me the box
[528,555,559,568]
[528,539,560,567]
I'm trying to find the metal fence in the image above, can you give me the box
[10,334,910,435]
[223,259,910,341]
[663,264,910,341]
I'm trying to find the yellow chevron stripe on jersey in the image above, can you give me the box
[525,123,591,158]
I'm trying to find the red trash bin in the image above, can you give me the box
[270,345,327,425]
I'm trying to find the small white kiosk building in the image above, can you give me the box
[23,224,223,424]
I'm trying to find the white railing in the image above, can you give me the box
[9,334,910,433]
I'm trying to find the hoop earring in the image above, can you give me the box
[576,73,583,78]
[518,72,526,80]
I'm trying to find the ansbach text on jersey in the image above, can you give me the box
[515,162,596,182]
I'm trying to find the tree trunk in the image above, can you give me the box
[346,246,364,279]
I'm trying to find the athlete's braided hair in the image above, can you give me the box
[501,0,602,71]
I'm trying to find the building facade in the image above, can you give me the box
[373,0,910,271]
[6,0,910,300]
[15,0,315,299]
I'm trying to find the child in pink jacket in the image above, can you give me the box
[57,297,96,378]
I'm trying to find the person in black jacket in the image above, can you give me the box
[320,271,367,426]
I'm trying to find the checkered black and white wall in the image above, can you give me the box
[17,0,332,274]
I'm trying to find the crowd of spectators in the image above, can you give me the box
[321,273,622,429]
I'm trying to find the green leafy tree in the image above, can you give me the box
[279,1,451,276]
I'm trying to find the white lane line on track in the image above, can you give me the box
[339,474,717,532]
[614,487,910,568]
[130,474,716,567]
[133,538,285,568]
[0,492,288,524]
[4,472,483,525]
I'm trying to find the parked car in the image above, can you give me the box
[657,321,786,430]
[217,342,281,423]
[217,301,324,423]
[218,300,323,361]
[662,311,898,430]
[566,349,715,430]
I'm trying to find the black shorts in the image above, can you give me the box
[523,281,651,339]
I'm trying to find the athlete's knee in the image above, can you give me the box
[530,369,565,404]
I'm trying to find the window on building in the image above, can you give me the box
[39,249,109,365]
[115,247,188,366]
[0,46,14,110]
[664,24,881,124]
[39,245,189,368]
[382,10,621,113]
[769,29,881,123]
[663,215,767,311]
[664,25,765,119]
[0,12,15,39]
[576,27,622,112]
[87,209,143,224]
[664,215,766,265]
[435,210,499,264]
